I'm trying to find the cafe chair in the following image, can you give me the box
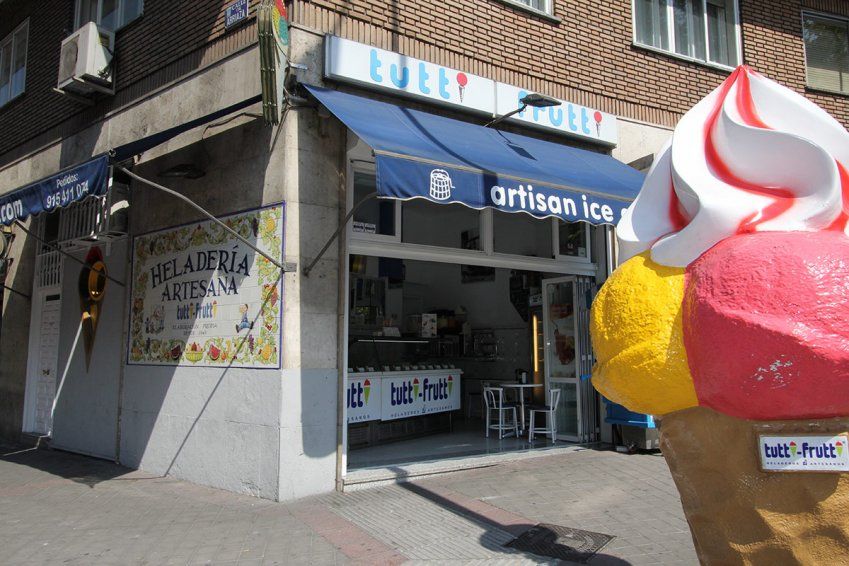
[484,387,518,439]
[528,388,561,442]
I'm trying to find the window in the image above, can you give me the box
[495,0,554,17]
[803,13,849,94]
[556,221,589,259]
[75,0,143,31]
[352,172,397,238]
[493,210,552,258]
[0,20,28,108]
[634,0,740,68]
[514,0,552,15]
[402,200,481,249]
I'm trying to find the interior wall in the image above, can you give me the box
[394,260,532,382]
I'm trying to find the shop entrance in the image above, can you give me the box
[345,256,599,472]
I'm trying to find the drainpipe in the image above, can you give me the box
[334,135,348,492]
[114,225,133,463]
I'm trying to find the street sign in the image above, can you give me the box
[225,0,249,29]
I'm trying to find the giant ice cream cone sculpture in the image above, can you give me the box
[79,247,107,370]
[591,66,849,564]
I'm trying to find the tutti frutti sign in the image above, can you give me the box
[128,204,284,369]
[324,35,618,146]
[759,434,849,472]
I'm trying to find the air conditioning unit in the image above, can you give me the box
[56,22,115,96]
[57,183,129,252]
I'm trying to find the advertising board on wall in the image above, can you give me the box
[128,204,284,369]
[324,36,618,146]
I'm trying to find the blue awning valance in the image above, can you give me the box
[0,154,110,226]
[304,85,644,226]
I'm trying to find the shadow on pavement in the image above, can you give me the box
[0,444,132,488]
[395,473,632,565]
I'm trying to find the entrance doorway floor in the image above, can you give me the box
[348,420,565,471]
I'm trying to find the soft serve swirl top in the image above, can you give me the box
[618,66,849,268]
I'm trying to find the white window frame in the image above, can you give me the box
[490,0,559,21]
[631,0,743,71]
[74,0,144,31]
[801,10,849,96]
[0,19,29,108]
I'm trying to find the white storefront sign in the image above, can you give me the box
[759,434,849,472]
[495,83,618,145]
[325,36,496,116]
[324,36,618,146]
[128,204,284,368]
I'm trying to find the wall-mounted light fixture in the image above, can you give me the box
[485,93,561,128]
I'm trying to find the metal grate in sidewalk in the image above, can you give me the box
[506,523,614,563]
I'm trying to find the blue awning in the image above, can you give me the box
[110,94,262,162]
[0,95,264,226]
[304,85,644,226]
[0,154,110,226]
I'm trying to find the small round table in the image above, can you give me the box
[500,383,544,435]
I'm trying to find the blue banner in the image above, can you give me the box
[376,154,630,226]
[0,155,110,226]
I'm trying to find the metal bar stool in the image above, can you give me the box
[528,388,561,442]
[483,387,518,439]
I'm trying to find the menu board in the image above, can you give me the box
[128,204,284,368]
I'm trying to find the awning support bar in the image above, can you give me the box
[119,167,296,273]
[14,221,126,287]
[303,191,377,277]
[2,282,30,300]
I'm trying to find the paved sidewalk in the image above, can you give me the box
[0,444,697,565]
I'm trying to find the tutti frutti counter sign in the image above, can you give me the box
[128,204,284,368]
[346,369,462,423]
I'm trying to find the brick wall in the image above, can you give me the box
[0,0,257,165]
[291,0,849,128]
[2,0,849,168]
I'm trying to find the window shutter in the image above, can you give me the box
[804,14,849,93]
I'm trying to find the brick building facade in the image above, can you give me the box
[2,0,848,169]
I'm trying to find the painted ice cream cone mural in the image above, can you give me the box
[593,110,602,136]
[363,379,371,404]
[448,375,454,395]
[78,247,107,370]
[456,72,468,102]
[590,66,849,564]
[413,378,420,398]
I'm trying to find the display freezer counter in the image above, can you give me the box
[346,368,463,424]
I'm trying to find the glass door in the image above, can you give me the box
[542,276,581,441]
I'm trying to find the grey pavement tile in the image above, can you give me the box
[0,446,697,565]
